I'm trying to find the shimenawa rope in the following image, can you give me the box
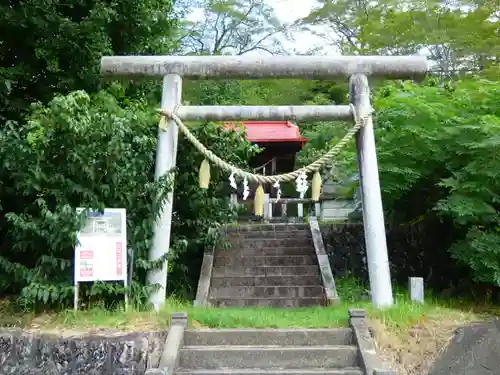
[157,104,371,184]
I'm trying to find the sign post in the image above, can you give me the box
[74,208,128,311]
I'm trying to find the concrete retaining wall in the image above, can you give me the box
[0,329,167,374]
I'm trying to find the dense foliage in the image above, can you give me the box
[1,90,161,304]
[0,0,178,122]
[0,89,255,306]
[311,78,500,292]
[375,79,500,287]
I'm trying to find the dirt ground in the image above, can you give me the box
[369,314,480,375]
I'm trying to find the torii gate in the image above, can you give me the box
[100,55,428,310]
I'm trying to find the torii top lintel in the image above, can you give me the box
[100,55,428,81]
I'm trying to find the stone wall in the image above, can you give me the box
[0,330,167,374]
[319,218,465,292]
[320,222,369,283]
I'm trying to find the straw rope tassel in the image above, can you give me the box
[199,159,211,189]
[311,171,322,202]
[254,184,265,216]
[159,115,168,131]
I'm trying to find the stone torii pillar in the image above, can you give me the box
[100,55,428,309]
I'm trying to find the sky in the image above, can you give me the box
[185,0,327,55]
[272,0,315,22]
[269,0,326,54]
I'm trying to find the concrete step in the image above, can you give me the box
[222,237,313,249]
[176,369,364,375]
[240,231,311,239]
[183,328,355,346]
[224,224,309,233]
[178,345,359,370]
[210,275,322,287]
[211,265,320,277]
[214,256,317,267]
[210,285,325,299]
[215,246,315,257]
[209,297,326,308]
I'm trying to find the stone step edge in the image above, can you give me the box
[224,231,311,235]
[181,345,358,350]
[227,230,310,232]
[227,242,313,245]
[215,255,315,259]
[213,259,317,265]
[212,271,320,275]
[231,236,312,238]
[211,274,321,278]
[224,224,309,229]
[211,275,321,278]
[210,282,322,286]
[220,241,313,245]
[175,368,364,374]
[184,328,353,333]
[209,279,322,286]
[208,297,326,302]
[210,275,320,279]
[214,265,319,269]
[210,285,325,288]
[210,284,324,292]
[216,245,312,252]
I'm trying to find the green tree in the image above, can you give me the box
[177,0,302,110]
[0,0,178,122]
[299,0,499,76]
[177,0,290,56]
[0,88,256,305]
[335,78,500,286]
[0,89,162,303]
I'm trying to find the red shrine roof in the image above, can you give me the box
[224,121,308,144]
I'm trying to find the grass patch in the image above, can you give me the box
[1,278,497,336]
[189,305,349,328]
[2,292,495,335]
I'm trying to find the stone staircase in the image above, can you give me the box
[207,223,328,308]
[175,327,364,375]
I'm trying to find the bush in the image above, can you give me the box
[311,77,500,293]
[339,78,500,289]
[374,79,500,288]
[0,89,255,307]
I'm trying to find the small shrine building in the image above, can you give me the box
[224,120,354,220]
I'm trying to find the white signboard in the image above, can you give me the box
[73,208,128,310]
